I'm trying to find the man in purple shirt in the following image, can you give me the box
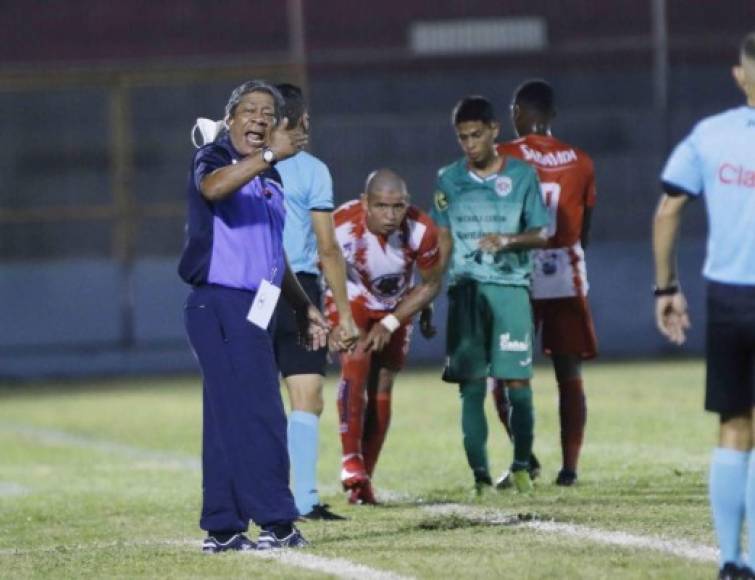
[179,80,329,552]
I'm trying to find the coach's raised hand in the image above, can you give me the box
[267,117,309,162]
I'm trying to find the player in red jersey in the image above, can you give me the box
[493,79,598,487]
[325,168,443,504]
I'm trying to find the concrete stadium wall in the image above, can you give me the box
[0,239,707,380]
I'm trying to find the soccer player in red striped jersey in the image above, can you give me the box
[325,169,443,504]
[493,79,598,487]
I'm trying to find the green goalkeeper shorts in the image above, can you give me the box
[442,280,534,383]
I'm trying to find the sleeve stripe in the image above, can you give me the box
[661,180,699,198]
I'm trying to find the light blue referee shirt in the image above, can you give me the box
[277,151,335,275]
[661,105,755,285]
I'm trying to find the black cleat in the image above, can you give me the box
[555,469,578,487]
[256,525,309,550]
[718,562,747,580]
[301,503,347,521]
[202,533,255,553]
[734,565,755,580]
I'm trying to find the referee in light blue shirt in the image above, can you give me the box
[273,84,358,520]
[653,32,755,580]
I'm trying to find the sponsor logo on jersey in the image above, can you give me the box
[434,190,449,211]
[499,332,529,352]
[520,144,578,167]
[718,163,755,188]
[372,273,404,298]
[495,176,513,197]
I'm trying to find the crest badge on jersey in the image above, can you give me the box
[495,176,513,197]
[434,190,449,211]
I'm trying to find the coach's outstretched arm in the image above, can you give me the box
[363,259,445,352]
[652,193,691,345]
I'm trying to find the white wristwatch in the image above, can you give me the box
[262,147,276,165]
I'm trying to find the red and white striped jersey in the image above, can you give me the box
[326,199,440,313]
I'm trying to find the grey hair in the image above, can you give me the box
[224,80,284,120]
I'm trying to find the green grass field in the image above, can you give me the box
[0,360,720,579]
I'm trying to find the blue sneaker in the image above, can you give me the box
[256,526,309,550]
[202,533,255,553]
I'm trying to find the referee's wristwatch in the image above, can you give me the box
[261,147,277,166]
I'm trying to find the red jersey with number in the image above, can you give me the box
[325,200,440,314]
[497,135,596,298]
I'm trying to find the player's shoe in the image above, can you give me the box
[300,503,347,521]
[529,453,542,480]
[555,469,578,487]
[255,526,309,550]
[348,480,380,505]
[341,454,369,490]
[202,533,255,553]
[512,469,534,493]
[474,471,494,496]
[717,563,751,580]
[495,456,541,490]
[732,565,755,580]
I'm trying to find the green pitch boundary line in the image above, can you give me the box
[423,504,719,564]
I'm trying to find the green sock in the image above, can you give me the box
[459,379,489,480]
[507,386,534,470]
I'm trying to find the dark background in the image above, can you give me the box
[0,0,752,378]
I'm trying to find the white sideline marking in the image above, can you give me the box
[0,423,200,470]
[0,538,415,579]
[423,504,718,564]
[0,482,28,497]
[255,550,415,580]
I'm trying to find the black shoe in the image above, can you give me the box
[734,565,755,580]
[718,562,748,580]
[556,469,578,487]
[301,503,347,521]
[202,533,255,553]
[256,525,309,550]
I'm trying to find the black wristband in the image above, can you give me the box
[653,285,679,297]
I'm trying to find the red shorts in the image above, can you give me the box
[327,297,413,371]
[533,296,598,360]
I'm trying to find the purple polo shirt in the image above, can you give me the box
[178,134,286,291]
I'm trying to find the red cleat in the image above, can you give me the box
[341,454,368,491]
[347,480,380,505]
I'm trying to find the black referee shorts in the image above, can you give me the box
[273,272,328,378]
[705,280,755,415]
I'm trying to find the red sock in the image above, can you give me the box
[363,392,392,477]
[490,378,513,439]
[337,351,371,458]
[558,378,586,472]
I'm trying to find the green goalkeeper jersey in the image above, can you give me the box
[430,156,549,287]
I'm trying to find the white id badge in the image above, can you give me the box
[247,279,281,329]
